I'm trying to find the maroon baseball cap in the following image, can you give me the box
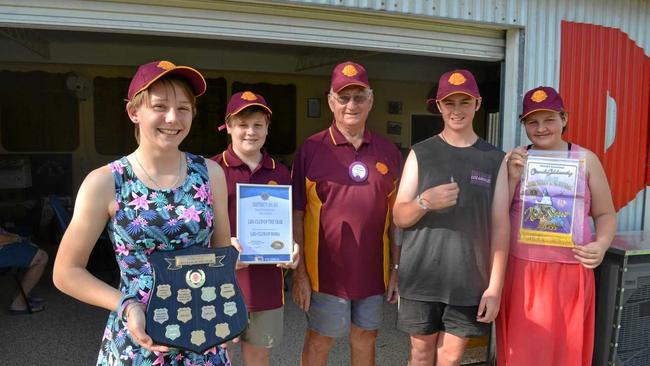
[127,60,206,101]
[427,69,481,106]
[217,91,272,131]
[520,86,565,120]
[330,61,370,93]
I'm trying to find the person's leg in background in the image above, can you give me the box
[7,242,48,312]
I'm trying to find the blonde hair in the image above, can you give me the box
[126,78,197,143]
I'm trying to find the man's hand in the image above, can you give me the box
[573,240,608,269]
[277,242,300,270]
[477,287,501,323]
[420,182,459,211]
[124,302,170,353]
[292,269,312,312]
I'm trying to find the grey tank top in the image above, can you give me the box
[398,135,505,305]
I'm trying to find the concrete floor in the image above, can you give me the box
[0,242,489,366]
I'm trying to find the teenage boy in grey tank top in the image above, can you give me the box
[392,69,510,366]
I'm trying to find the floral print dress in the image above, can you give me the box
[97,153,230,366]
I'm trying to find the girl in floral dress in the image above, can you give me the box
[53,60,232,365]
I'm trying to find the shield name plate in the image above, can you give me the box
[146,245,248,353]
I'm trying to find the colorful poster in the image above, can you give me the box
[519,155,581,247]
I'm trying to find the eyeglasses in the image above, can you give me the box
[330,92,371,105]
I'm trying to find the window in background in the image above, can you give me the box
[94,77,228,156]
[231,82,296,155]
[0,71,79,152]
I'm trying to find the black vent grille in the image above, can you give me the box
[618,275,650,365]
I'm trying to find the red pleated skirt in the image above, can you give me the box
[496,255,595,366]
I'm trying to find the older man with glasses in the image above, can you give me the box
[291,61,403,366]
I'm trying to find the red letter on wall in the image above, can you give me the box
[560,21,650,211]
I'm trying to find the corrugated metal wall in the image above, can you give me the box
[287,0,650,230]
[547,1,650,231]
[287,0,526,24]
[530,1,650,231]
[560,21,650,211]
[286,0,649,85]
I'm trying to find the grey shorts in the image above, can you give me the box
[307,291,383,338]
[242,307,284,348]
[396,297,489,338]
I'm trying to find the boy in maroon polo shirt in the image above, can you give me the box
[212,91,298,365]
[292,61,402,366]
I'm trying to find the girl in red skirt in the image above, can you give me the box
[497,86,616,366]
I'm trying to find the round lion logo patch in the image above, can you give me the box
[531,90,548,103]
[375,162,389,175]
[241,91,257,101]
[342,65,358,77]
[448,72,466,86]
[157,61,176,70]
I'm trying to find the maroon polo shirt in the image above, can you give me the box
[212,145,291,312]
[292,122,402,300]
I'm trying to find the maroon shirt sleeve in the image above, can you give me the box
[278,163,292,186]
[292,143,308,211]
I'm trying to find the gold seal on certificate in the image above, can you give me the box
[236,183,293,264]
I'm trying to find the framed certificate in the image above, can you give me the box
[236,183,293,264]
[519,152,586,247]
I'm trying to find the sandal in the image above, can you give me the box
[9,301,44,315]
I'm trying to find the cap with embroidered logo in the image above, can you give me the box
[217,91,272,131]
[520,86,565,120]
[427,70,481,109]
[127,60,206,101]
[330,61,370,93]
